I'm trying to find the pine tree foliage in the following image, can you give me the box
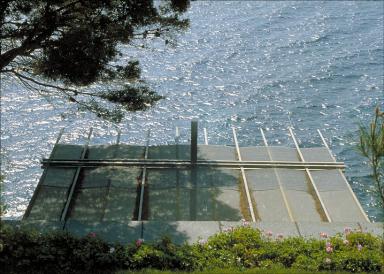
[357,107,384,207]
[0,0,190,122]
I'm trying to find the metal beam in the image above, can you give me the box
[138,130,150,221]
[260,128,295,222]
[289,127,331,222]
[232,127,256,222]
[60,128,93,223]
[317,129,370,222]
[42,159,345,169]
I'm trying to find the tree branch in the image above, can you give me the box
[2,69,108,99]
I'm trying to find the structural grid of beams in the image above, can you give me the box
[317,130,370,222]
[232,127,257,222]
[289,128,331,222]
[23,128,65,220]
[60,128,93,224]
[260,128,295,222]
[138,130,150,221]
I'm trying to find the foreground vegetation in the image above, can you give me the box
[358,107,384,208]
[118,269,372,274]
[0,222,383,273]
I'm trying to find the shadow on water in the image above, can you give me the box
[23,143,246,244]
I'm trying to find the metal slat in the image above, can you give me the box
[138,130,150,221]
[60,128,93,223]
[175,126,180,144]
[203,128,208,145]
[260,128,295,222]
[232,127,256,222]
[317,129,370,222]
[289,128,331,222]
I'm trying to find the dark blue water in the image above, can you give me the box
[1,1,383,220]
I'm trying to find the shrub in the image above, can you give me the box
[0,223,383,273]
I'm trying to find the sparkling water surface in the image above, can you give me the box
[1,1,383,220]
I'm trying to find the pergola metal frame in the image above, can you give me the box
[25,121,370,225]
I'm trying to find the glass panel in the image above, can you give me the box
[310,170,346,192]
[197,145,236,161]
[240,147,270,161]
[269,147,300,161]
[28,186,68,221]
[87,145,145,159]
[301,148,334,162]
[103,188,137,221]
[69,188,107,221]
[148,145,190,160]
[51,144,83,159]
[43,167,76,187]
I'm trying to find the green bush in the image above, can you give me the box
[0,223,383,273]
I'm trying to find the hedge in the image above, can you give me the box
[0,222,383,273]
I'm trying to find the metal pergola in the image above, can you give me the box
[23,120,370,229]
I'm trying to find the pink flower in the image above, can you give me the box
[326,246,333,253]
[320,232,328,238]
[324,258,332,264]
[343,239,349,245]
[266,231,273,237]
[198,239,207,245]
[136,238,144,248]
[325,241,332,248]
[88,232,96,238]
[357,244,363,251]
[241,219,250,227]
[344,227,352,235]
[277,233,284,239]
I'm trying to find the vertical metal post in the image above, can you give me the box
[317,129,370,222]
[189,121,198,220]
[232,127,256,222]
[260,128,295,222]
[190,166,197,220]
[175,126,181,219]
[289,127,331,222]
[138,130,150,221]
[116,129,121,145]
[191,120,198,163]
[61,128,93,223]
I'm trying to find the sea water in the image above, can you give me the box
[1,1,383,221]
